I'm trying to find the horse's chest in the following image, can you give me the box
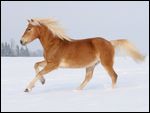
[59,59,70,68]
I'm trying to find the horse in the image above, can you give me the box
[20,18,145,92]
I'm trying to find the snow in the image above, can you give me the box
[1,56,149,112]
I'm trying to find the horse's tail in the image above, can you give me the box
[110,39,145,62]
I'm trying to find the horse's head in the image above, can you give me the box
[20,19,40,46]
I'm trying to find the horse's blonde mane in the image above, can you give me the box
[34,18,72,41]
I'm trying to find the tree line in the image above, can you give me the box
[1,40,43,57]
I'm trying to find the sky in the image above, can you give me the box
[1,1,149,54]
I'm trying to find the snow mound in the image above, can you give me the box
[1,56,149,112]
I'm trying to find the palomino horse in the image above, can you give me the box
[20,18,144,92]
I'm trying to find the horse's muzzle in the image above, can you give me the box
[20,40,23,44]
[20,40,27,46]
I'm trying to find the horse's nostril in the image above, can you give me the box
[20,40,23,44]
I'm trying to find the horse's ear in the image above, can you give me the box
[31,19,34,22]
[27,19,30,23]
[30,19,40,26]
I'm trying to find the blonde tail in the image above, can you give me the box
[110,39,145,62]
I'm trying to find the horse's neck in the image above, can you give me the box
[39,30,62,53]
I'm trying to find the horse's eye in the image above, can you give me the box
[28,28,31,31]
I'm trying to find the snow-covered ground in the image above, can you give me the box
[1,56,149,112]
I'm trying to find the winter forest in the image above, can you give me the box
[1,39,43,57]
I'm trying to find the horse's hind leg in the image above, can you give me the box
[78,65,96,90]
[101,57,118,88]
[103,65,118,88]
[98,44,118,88]
[34,60,47,84]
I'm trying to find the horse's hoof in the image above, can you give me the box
[41,79,45,85]
[24,88,30,92]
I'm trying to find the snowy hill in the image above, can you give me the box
[1,56,149,112]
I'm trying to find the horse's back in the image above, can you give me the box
[70,37,114,53]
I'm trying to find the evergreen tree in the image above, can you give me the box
[10,39,16,56]
[1,42,5,56]
[16,45,20,56]
[24,46,30,56]
[1,40,43,57]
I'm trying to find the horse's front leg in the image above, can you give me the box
[34,60,47,84]
[25,63,58,92]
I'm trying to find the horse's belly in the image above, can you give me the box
[59,58,98,68]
